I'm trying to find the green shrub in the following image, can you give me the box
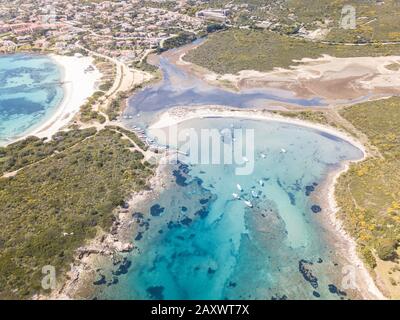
[376,239,398,261]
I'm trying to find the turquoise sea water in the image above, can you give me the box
[96,118,363,300]
[0,54,63,144]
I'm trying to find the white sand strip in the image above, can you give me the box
[149,105,366,155]
[9,54,102,144]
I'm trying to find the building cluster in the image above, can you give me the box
[0,0,209,63]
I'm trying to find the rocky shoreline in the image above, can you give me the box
[36,161,170,300]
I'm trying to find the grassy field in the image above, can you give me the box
[0,128,153,299]
[185,29,400,74]
[335,98,400,293]
[201,0,400,42]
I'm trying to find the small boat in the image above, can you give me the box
[243,157,249,163]
[260,153,266,159]
[259,179,264,187]
[281,148,287,153]
[236,184,243,192]
[232,193,240,199]
[251,190,259,198]
[244,200,253,208]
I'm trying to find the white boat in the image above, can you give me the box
[232,193,240,199]
[236,184,243,192]
[243,157,249,163]
[281,148,287,153]
[260,153,266,159]
[259,179,264,187]
[244,200,253,208]
[251,190,259,198]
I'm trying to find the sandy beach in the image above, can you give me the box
[149,105,366,153]
[6,54,102,145]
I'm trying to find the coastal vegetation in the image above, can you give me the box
[106,125,148,152]
[159,31,197,52]
[204,0,400,42]
[185,29,400,74]
[104,92,130,121]
[79,91,106,124]
[335,97,400,291]
[0,128,97,175]
[272,110,331,126]
[0,128,154,299]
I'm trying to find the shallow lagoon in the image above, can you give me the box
[0,54,63,144]
[97,118,363,300]
[124,54,326,128]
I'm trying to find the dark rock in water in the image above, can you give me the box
[107,276,119,287]
[113,258,132,276]
[312,291,320,298]
[179,162,190,174]
[181,217,193,226]
[181,206,188,212]
[208,267,216,274]
[176,235,185,241]
[196,177,203,186]
[199,171,206,174]
[271,294,288,300]
[167,221,180,229]
[132,212,144,219]
[139,221,150,231]
[288,192,296,206]
[135,232,143,241]
[173,162,190,186]
[228,282,237,288]
[313,182,318,187]
[158,229,163,234]
[317,258,323,264]
[199,198,209,205]
[305,185,315,196]
[150,204,165,216]
[93,274,106,286]
[146,286,164,300]
[328,284,347,296]
[299,259,319,289]
[311,205,322,213]
[195,207,209,219]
